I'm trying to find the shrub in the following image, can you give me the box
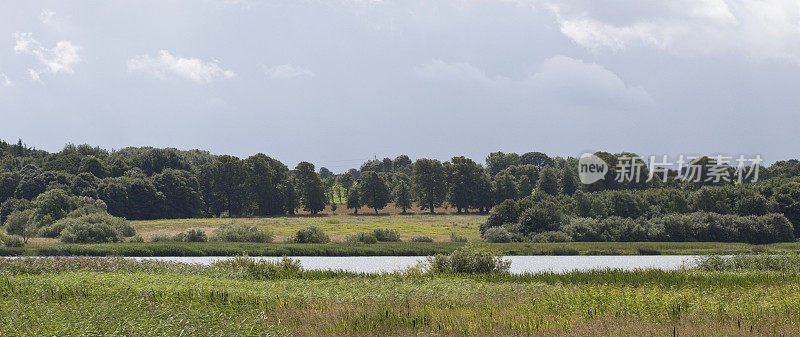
[0,229,24,247]
[60,222,121,243]
[372,228,401,242]
[294,226,330,244]
[531,231,572,243]
[562,217,602,242]
[211,223,273,243]
[151,235,175,242]
[409,236,434,242]
[449,232,468,242]
[517,202,564,234]
[346,232,378,244]
[129,235,144,243]
[176,228,208,242]
[482,227,511,243]
[599,216,663,242]
[481,199,520,233]
[424,245,510,274]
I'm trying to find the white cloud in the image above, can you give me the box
[127,50,236,83]
[40,9,57,25]
[1,73,12,87]
[13,32,81,81]
[416,56,652,109]
[261,64,315,79]
[547,0,800,64]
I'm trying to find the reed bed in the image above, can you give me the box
[1,255,800,335]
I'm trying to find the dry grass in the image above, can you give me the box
[132,206,486,242]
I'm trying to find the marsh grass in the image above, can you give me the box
[2,256,800,336]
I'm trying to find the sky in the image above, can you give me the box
[0,0,798,171]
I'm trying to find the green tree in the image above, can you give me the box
[358,171,390,214]
[394,179,412,214]
[413,159,446,214]
[445,156,480,213]
[486,152,520,176]
[346,187,361,214]
[153,169,202,218]
[773,181,800,233]
[493,172,518,202]
[520,152,554,170]
[31,188,75,226]
[474,172,495,213]
[318,167,333,179]
[242,154,290,216]
[560,167,578,195]
[4,209,36,243]
[339,172,354,196]
[294,162,326,214]
[197,156,246,217]
[536,167,560,196]
[78,156,107,178]
[0,172,20,204]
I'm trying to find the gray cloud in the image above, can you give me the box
[0,0,798,169]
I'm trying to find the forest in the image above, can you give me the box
[1,139,799,245]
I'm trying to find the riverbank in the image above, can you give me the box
[3,241,800,257]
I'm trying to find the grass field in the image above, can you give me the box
[1,256,800,336]
[130,212,486,242]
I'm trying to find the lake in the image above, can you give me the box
[131,255,703,274]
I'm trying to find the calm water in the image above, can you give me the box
[130,255,702,274]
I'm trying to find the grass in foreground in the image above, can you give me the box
[2,255,800,336]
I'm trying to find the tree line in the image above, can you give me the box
[1,139,800,242]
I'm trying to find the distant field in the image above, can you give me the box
[132,212,487,242]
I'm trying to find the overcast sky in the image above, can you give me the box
[1,0,798,171]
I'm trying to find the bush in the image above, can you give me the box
[151,235,175,242]
[54,213,135,243]
[531,231,572,243]
[517,202,564,234]
[409,236,434,242]
[482,227,511,243]
[294,226,330,244]
[481,199,520,233]
[449,232,468,242]
[176,228,208,242]
[651,212,794,244]
[372,228,401,242]
[346,232,378,244]
[0,229,24,247]
[60,222,121,243]
[562,217,602,242]
[424,245,510,274]
[211,223,273,243]
[599,216,663,242]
